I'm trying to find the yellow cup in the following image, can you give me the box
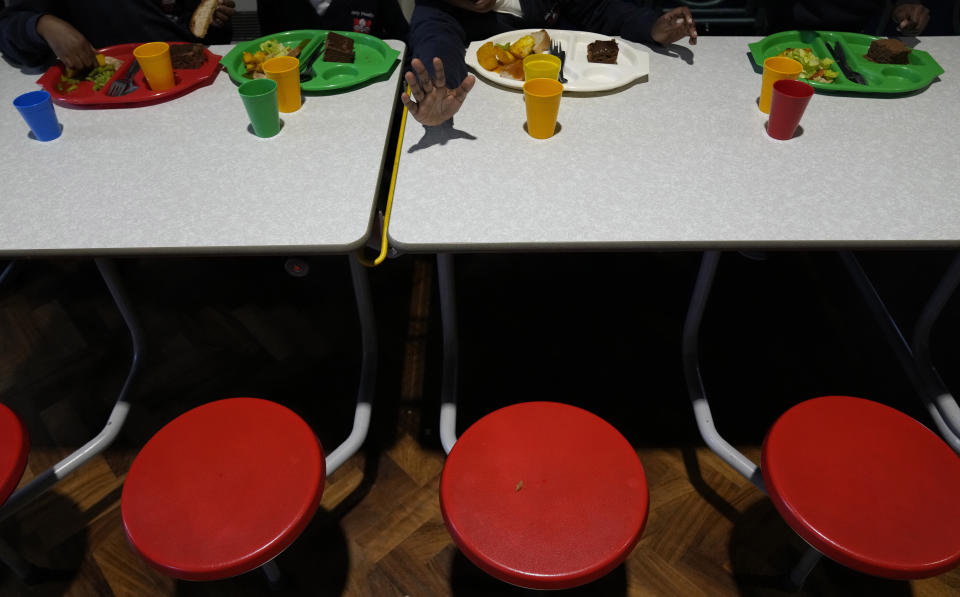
[523,78,563,139]
[263,56,301,113]
[133,42,175,91]
[758,56,802,114]
[523,54,561,81]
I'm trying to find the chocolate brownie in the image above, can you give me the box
[323,31,355,63]
[170,43,206,69]
[866,38,911,64]
[587,39,618,64]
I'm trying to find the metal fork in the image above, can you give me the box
[550,41,567,84]
[107,61,140,97]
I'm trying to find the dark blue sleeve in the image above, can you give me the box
[0,8,54,67]
[407,1,470,87]
[560,0,658,45]
[408,0,503,88]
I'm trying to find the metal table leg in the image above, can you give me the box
[683,251,834,588]
[0,258,143,525]
[437,253,459,455]
[323,254,378,475]
[0,261,18,288]
[682,251,766,492]
[910,253,960,442]
[840,251,960,453]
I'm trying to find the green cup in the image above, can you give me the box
[238,78,281,138]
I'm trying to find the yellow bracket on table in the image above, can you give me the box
[357,89,409,268]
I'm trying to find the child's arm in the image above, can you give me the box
[35,13,98,70]
[0,2,81,68]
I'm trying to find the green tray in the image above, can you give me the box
[221,29,400,92]
[748,31,944,94]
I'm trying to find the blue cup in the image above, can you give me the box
[13,90,61,141]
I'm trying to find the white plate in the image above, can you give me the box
[465,29,649,92]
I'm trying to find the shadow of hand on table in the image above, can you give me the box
[650,44,695,66]
[408,118,477,153]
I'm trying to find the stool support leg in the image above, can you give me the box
[783,545,822,592]
[0,537,39,582]
[0,260,18,289]
[839,252,960,452]
[0,258,143,524]
[260,559,284,590]
[910,253,960,443]
[437,253,459,455]
[324,255,378,475]
[683,251,766,492]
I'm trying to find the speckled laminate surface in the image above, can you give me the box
[388,36,960,251]
[0,41,405,256]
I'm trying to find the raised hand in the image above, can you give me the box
[651,6,698,46]
[401,57,476,126]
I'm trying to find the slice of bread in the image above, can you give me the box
[190,0,218,38]
[530,29,551,55]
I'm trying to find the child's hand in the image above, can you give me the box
[652,6,698,46]
[36,14,98,71]
[892,3,929,35]
[212,0,236,28]
[401,57,476,126]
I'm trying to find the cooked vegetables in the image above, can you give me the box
[509,35,535,59]
[258,39,288,58]
[495,46,516,64]
[475,31,551,75]
[86,65,116,91]
[476,42,499,70]
[56,75,80,93]
[56,53,120,93]
[242,38,297,75]
[779,47,839,83]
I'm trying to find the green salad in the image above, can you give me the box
[779,47,839,83]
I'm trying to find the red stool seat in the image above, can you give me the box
[122,398,324,581]
[440,401,648,590]
[0,403,29,506]
[762,395,960,579]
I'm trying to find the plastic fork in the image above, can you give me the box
[299,40,325,83]
[550,41,567,84]
[107,61,140,97]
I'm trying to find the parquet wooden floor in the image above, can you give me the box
[1,251,958,596]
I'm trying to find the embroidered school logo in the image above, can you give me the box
[353,17,372,33]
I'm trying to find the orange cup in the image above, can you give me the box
[262,56,301,113]
[133,42,175,91]
[523,78,563,139]
[758,56,802,114]
[523,54,561,81]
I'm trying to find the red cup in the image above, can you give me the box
[767,79,814,140]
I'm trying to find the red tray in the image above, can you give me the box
[36,42,222,108]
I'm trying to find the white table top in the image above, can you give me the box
[388,36,960,252]
[0,41,405,256]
